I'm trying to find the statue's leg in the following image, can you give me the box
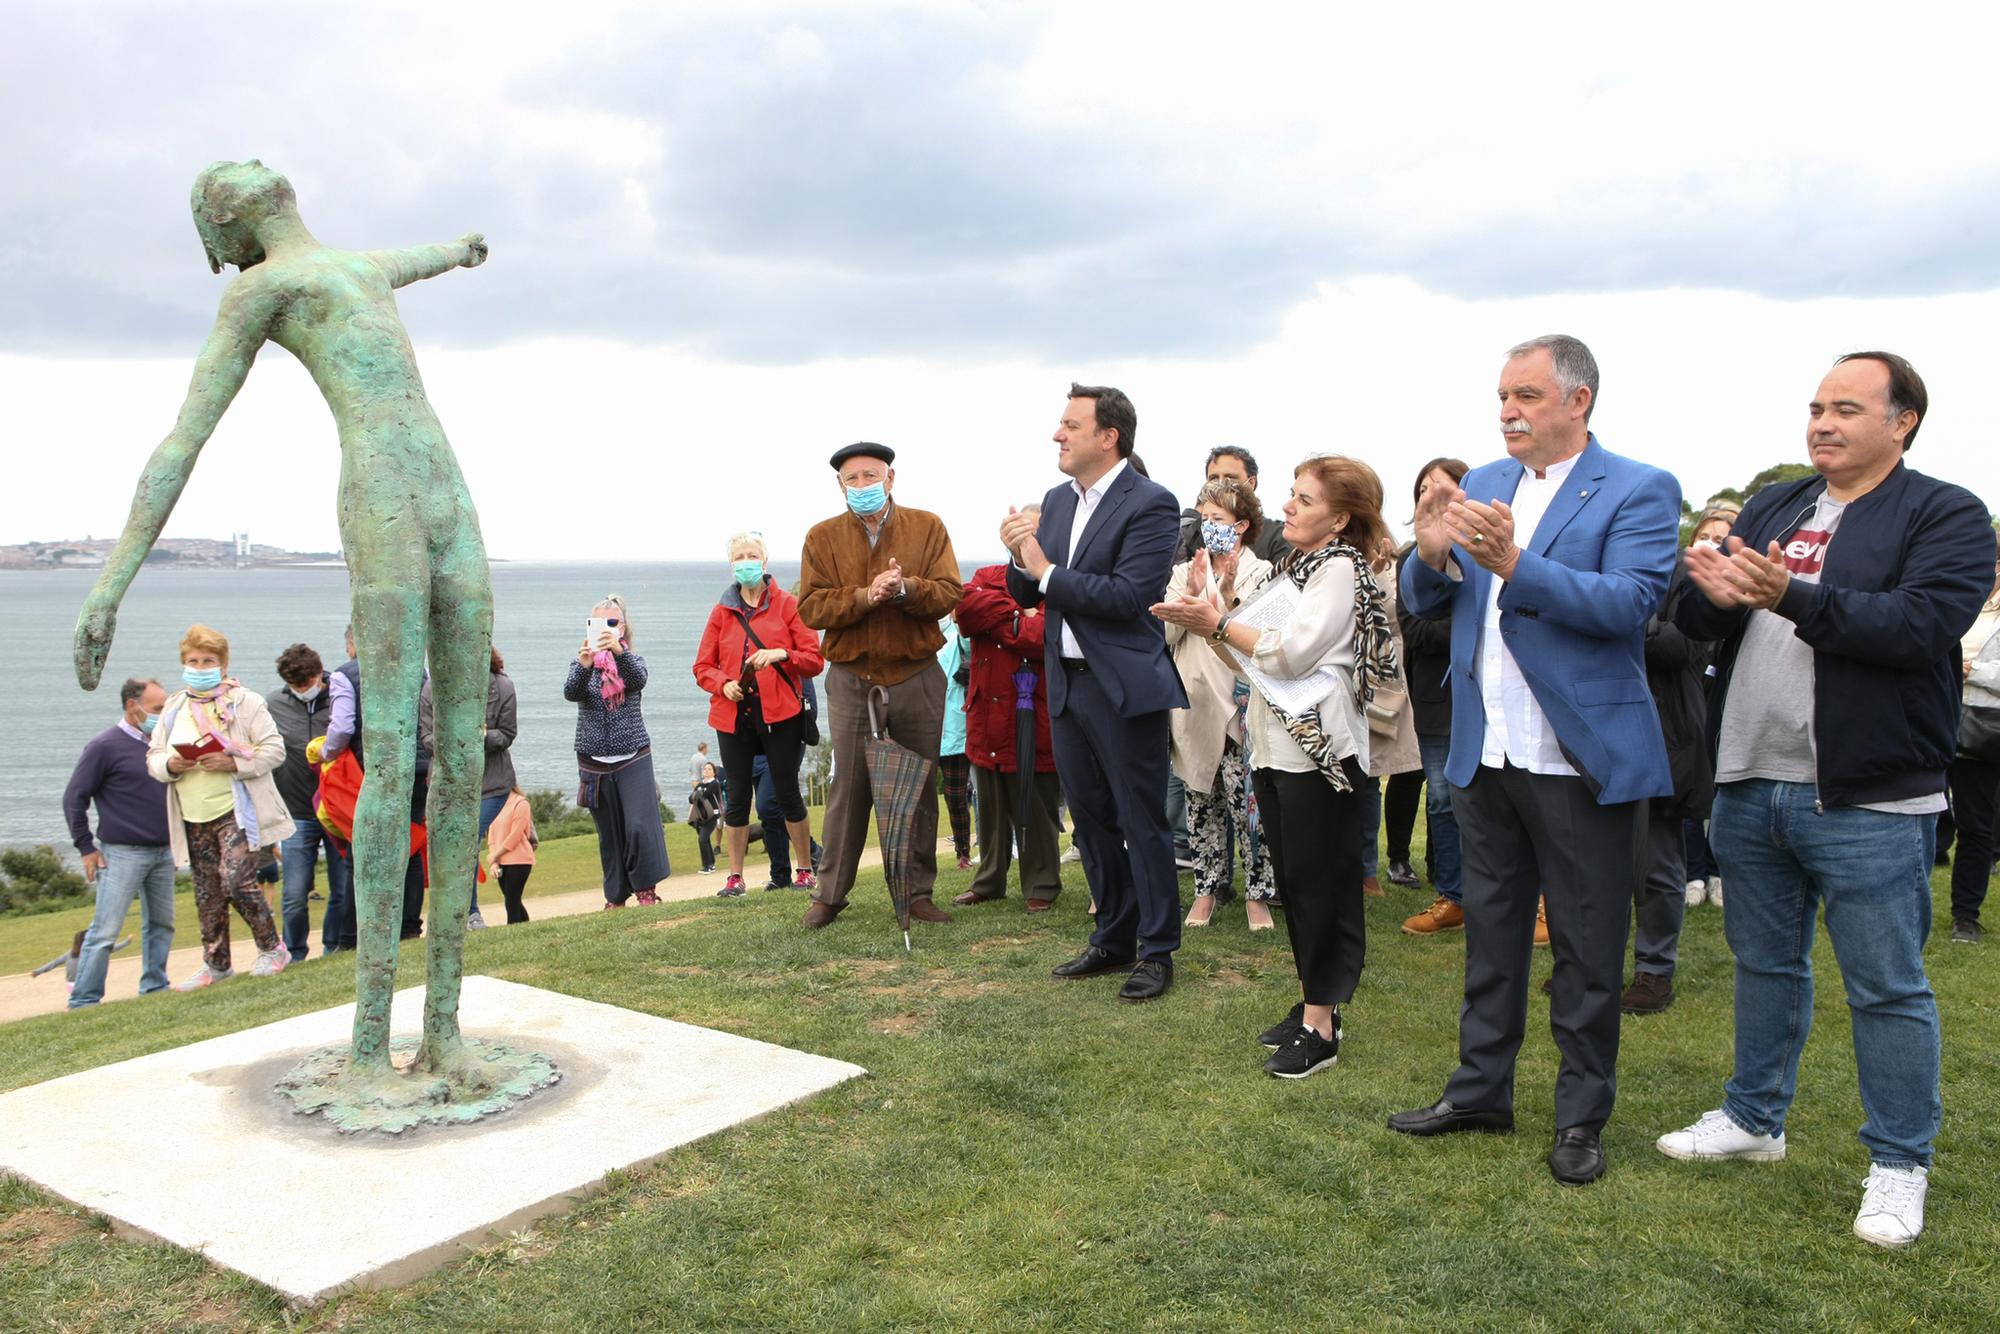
[346,549,431,1074]
[415,516,493,1073]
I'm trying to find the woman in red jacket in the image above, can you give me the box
[950,562,1065,911]
[692,533,826,896]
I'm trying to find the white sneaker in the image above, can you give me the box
[1684,878,1708,906]
[1854,1164,1927,1247]
[1656,1109,1787,1162]
[466,910,488,931]
[249,948,289,977]
[175,963,234,991]
[1708,877,1724,907]
[1060,846,1082,864]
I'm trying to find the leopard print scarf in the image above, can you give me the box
[1259,540,1400,792]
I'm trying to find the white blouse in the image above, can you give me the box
[1218,554,1367,776]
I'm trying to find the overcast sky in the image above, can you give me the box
[3,0,1997,562]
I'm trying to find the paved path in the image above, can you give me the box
[0,842,919,1027]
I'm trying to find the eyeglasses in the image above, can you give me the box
[603,618,621,627]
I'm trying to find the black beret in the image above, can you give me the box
[829,441,895,470]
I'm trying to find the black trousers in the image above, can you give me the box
[1446,763,1647,1133]
[717,713,807,827]
[1384,769,1424,862]
[497,864,532,923]
[1254,763,1367,1006]
[1948,755,1999,926]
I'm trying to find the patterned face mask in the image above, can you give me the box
[1200,520,1241,555]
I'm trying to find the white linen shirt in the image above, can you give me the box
[1476,451,1581,775]
[1034,457,1130,661]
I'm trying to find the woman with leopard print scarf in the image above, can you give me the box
[1153,455,1396,1081]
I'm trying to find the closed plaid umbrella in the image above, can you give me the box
[1011,666,1041,816]
[864,686,936,952]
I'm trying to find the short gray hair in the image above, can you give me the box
[1507,334,1600,423]
[726,531,766,560]
[118,677,159,707]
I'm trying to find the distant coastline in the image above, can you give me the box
[0,539,514,571]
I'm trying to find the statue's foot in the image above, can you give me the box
[276,1036,557,1134]
[413,1034,501,1097]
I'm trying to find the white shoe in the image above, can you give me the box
[249,948,289,977]
[1708,877,1724,907]
[1854,1164,1927,1247]
[175,963,234,991]
[1684,879,1708,906]
[466,909,488,931]
[1061,846,1082,864]
[1656,1109,1786,1162]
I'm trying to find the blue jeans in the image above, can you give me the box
[1711,779,1941,1168]
[1418,734,1464,903]
[281,818,352,961]
[1358,775,1381,877]
[69,842,176,1007]
[474,792,506,914]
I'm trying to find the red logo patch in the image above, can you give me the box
[1783,529,1831,577]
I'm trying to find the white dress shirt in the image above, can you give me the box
[1034,457,1129,660]
[1477,450,1580,775]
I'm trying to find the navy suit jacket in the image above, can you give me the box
[1400,435,1681,806]
[1006,464,1189,719]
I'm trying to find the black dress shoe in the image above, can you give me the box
[1386,1098,1516,1137]
[1051,945,1135,979]
[1386,858,1419,888]
[1548,1127,1606,1185]
[1117,959,1172,1002]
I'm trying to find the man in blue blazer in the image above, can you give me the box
[1387,335,1681,1186]
[1003,384,1189,1001]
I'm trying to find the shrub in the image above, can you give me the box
[526,789,598,841]
[0,845,93,916]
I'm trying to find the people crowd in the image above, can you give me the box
[55,339,1996,1251]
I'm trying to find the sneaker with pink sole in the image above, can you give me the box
[250,948,289,977]
[175,963,235,991]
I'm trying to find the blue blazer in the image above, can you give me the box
[1400,436,1681,806]
[1006,463,1189,719]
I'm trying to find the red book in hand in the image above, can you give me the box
[173,733,227,762]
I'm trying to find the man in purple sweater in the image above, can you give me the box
[61,678,174,1008]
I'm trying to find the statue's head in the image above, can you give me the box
[190,160,296,274]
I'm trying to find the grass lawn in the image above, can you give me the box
[1,843,1996,1331]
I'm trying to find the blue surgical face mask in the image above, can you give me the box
[140,712,160,734]
[1200,520,1241,555]
[182,666,223,691]
[733,559,764,587]
[846,482,888,516]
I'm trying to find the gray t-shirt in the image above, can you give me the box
[1715,493,1944,814]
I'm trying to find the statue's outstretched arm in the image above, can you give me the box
[368,233,487,288]
[72,280,277,689]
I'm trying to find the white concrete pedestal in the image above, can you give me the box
[0,975,865,1303]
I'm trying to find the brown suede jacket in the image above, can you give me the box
[798,502,963,686]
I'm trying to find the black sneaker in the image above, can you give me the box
[1951,919,1982,944]
[1263,1017,1340,1079]
[764,878,788,891]
[1258,1002,1305,1049]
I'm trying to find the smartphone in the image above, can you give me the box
[586,616,615,642]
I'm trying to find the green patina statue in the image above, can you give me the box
[72,161,554,1131]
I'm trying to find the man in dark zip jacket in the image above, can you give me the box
[1655,351,1994,1250]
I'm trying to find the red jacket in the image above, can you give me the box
[956,564,1056,773]
[692,580,826,733]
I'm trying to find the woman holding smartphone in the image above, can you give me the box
[148,623,296,989]
[564,594,672,906]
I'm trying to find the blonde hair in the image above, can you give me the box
[726,531,767,560]
[592,594,633,647]
[179,623,230,665]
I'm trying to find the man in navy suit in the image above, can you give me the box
[1002,384,1189,1002]
[1387,335,1681,1186]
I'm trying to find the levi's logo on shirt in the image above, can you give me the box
[1783,529,1832,577]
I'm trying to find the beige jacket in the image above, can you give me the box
[1164,551,1274,792]
[146,684,296,866]
[1365,571,1421,779]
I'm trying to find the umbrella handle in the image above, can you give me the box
[867,685,890,739]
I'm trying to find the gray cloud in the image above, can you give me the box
[4,5,1997,366]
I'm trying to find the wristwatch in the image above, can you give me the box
[1209,613,1233,643]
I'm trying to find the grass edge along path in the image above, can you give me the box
[1,859,1996,1332]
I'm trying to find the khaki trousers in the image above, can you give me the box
[968,765,1062,901]
[814,662,945,909]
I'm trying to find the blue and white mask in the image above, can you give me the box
[1200,520,1241,555]
[846,482,888,516]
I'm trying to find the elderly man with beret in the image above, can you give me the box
[797,442,965,929]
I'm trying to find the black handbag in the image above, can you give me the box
[1958,703,2000,762]
[732,607,818,745]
